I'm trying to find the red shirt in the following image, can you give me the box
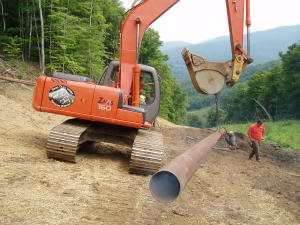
[248,124,265,141]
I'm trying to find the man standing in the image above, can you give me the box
[248,120,265,161]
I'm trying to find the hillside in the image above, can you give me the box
[162,25,300,80]
[0,82,299,225]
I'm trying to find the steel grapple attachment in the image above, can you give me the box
[182,48,232,95]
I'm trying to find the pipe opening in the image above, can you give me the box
[149,171,181,203]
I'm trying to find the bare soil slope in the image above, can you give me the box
[0,82,299,225]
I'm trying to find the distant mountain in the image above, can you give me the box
[160,41,191,52]
[161,24,300,81]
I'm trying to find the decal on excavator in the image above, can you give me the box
[97,97,113,111]
[49,86,75,107]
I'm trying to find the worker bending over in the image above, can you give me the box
[225,131,238,150]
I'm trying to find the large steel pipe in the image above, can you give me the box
[149,128,226,203]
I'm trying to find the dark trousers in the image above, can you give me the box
[249,140,260,160]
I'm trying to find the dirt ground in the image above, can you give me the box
[0,82,299,225]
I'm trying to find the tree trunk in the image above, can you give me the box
[32,0,41,71]
[18,5,25,61]
[214,93,220,127]
[38,0,45,74]
[0,0,5,32]
[28,14,32,60]
[62,0,70,73]
[253,99,273,122]
[49,0,53,71]
[88,0,94,77]
[24,0,29,60]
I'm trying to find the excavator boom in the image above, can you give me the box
[119,0,180,104]
[120,0,253,97]
[182,0,253,94]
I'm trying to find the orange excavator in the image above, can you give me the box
[32,0,253,175]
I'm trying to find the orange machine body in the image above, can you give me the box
[33,0,252,129]
[33,76,144,128]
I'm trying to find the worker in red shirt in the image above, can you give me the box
[248,120,265,161]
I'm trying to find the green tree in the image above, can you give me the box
[0,0,125,75]
[2,36,21,58]
[140,29,188,124]
[280,42,300,117]
[221,83,255,123]
[46,0,108,77]
[206,108,228,127]
[186,113,204,128]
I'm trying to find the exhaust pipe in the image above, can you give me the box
[149,128,226,203]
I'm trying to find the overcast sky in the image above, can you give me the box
[120,0,300,43]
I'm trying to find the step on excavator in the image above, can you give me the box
[32,0,253,175]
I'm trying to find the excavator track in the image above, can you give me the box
[46,119,164,175]
[46,119,92,162]
[129,129,164,175]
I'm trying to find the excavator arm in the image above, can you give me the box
[119,0,253,97]
[119,0,180,105]
[182,0,253,93]
[225,0,253,86]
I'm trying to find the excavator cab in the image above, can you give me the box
[99,60,161,123]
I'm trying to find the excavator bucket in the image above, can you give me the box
[182,48,232,95]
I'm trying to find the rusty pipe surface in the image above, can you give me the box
[149,128,226,203]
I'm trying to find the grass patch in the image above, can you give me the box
[224,120,300,151]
